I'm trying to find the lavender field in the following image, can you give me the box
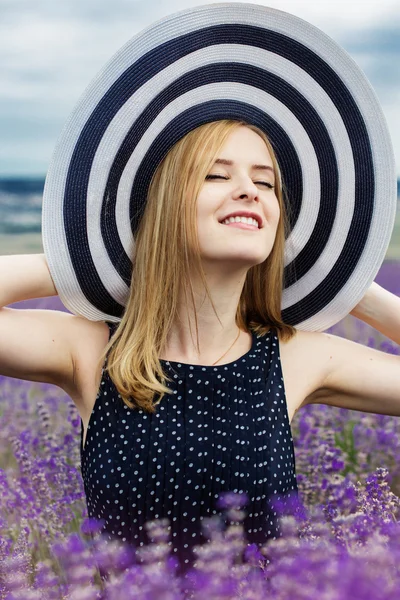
[1,261,400,599]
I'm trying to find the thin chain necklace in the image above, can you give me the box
[212,327,241,365]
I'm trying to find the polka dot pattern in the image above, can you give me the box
[80,323,298,572]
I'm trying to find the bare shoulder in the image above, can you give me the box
[277,327,332,419]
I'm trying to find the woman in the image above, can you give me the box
[1,117,399,574]
[0,2,398,576]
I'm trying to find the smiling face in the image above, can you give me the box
[195,125,281,271]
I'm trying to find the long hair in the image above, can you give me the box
[97,119,297,414]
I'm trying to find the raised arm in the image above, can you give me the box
[0,254,79,392]
[304,282,400,418]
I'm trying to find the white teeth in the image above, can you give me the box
[221,216,259,227]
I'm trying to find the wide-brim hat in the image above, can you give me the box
[42,2,397,332]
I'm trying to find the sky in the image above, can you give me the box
[1,0,399,177]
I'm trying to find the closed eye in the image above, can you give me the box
[205,175,274,189]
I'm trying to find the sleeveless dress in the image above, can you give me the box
[80,323,298,574]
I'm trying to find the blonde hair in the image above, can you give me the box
[97,119,297,414]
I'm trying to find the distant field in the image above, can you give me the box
[0,233,43,255]
[387,211,400,259]
[1,211,400,258]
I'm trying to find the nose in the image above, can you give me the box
[234,176,259,201]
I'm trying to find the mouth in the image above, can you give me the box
[219,214,262,229]
[220,221,259,231]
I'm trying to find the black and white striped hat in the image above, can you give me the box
[42,2,397,331]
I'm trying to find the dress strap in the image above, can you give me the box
[105,320,119,341]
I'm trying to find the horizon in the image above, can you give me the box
[1,175,400,185]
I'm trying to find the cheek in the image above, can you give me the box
[196,189,213,215]
[266,197,280,226]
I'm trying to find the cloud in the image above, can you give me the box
[0,0,399,175]
[341,24,400,92]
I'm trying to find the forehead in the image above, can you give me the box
[219,127,273,163]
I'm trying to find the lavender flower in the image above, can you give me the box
[2,265,400,598]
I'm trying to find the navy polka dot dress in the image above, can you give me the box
[80,322,298,572]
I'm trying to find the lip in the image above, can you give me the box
[219,211,263,228]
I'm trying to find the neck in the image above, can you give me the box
[160,266,249,363]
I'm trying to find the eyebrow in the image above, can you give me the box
[213,158,274,174]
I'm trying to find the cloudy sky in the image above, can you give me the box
[1,0,399,176]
